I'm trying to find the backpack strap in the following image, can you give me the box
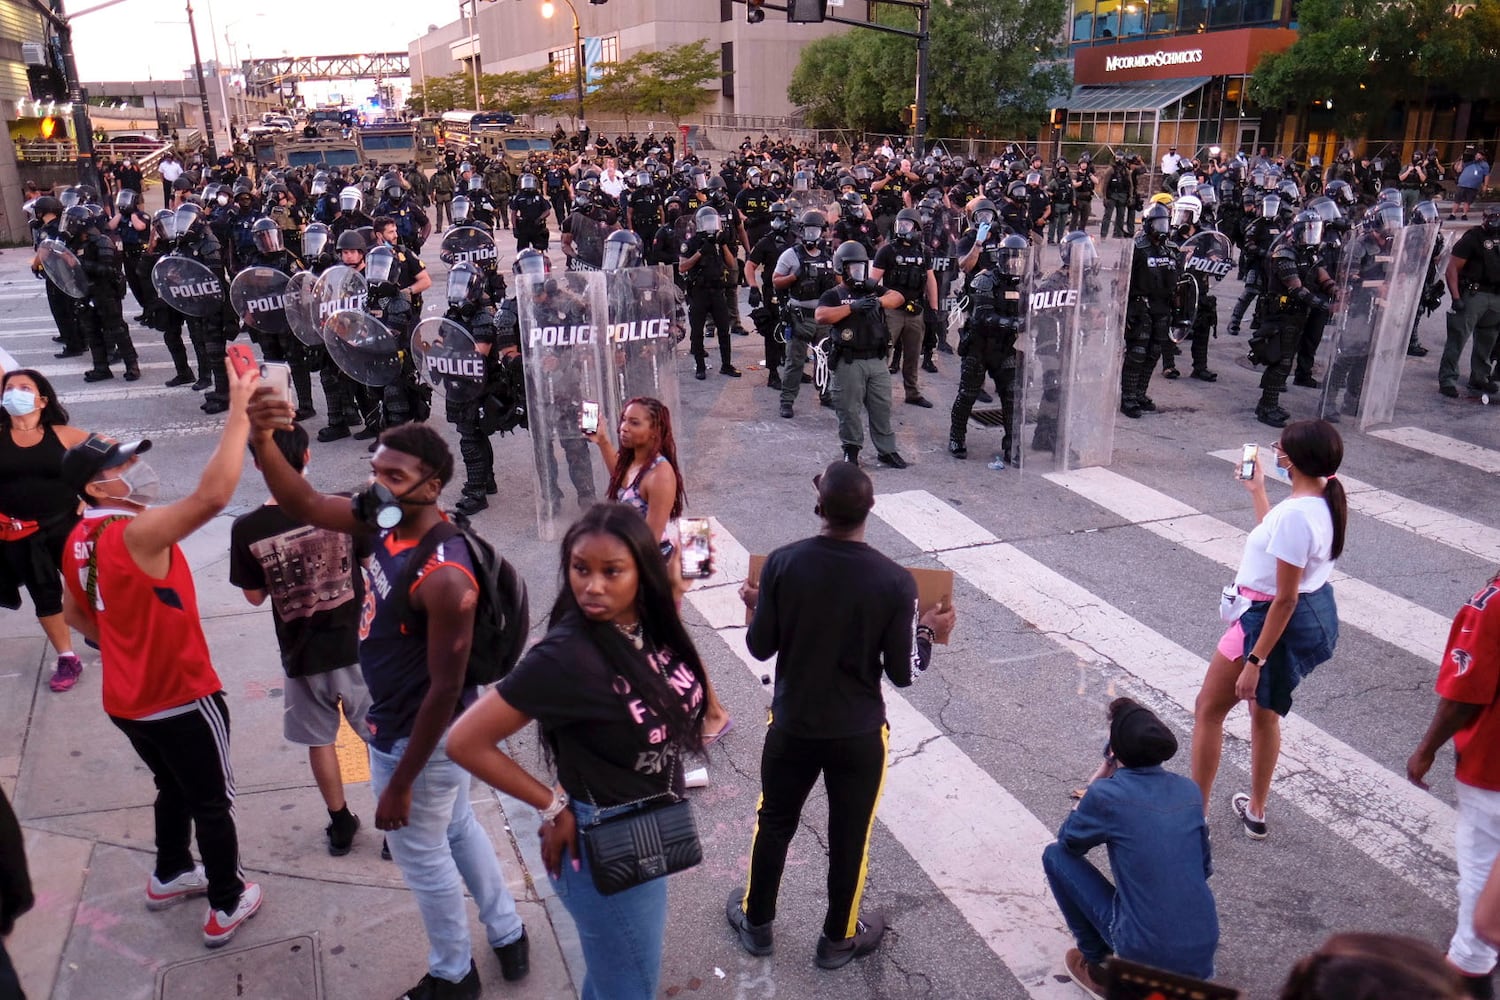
[390,520,462,637]
[84,515,132,607]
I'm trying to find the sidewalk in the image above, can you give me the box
[2,513,584,1000]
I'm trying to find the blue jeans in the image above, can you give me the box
[369,737,524,983]
[1043,841,1117,965]
[552,800,669,1000]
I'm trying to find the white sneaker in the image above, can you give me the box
[203,881,262,947]
[145,865,208,911]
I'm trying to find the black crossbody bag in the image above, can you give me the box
[577,758,702,896]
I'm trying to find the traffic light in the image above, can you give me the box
[787,0,827,22]
[747,0,765,22]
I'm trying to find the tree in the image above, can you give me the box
[635,42,723,124]
[785,0,1069,136]
[406,72,470,117]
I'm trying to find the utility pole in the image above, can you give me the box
[913,0,931,155]
[185,0,218,159]
[28,0,101,190]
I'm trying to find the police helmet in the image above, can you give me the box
[338,186,363,213]
[33,195,62,220]
[1305,196,1341,225]
[1411,200,1439,225]
[302,222,330,259]
[1195,183,1219,209]
[574,190,593,211]
[76,184,99,204]
[1377,187,1402,210]
[769,201,791,231]
[831,239,871,285]
[840,190,864,214]
[853,164,872,183]
[1483,205,1500,232]
[1005,181,1028,204]
[309,174,328,197]
[1364,202,1403,235]
[115,189,138,213]
[174,202,205,238]
[1324,179,1357,207]
[450,196,472,224]
[59,187,80,209]
[791,170,812,193]
[447,262,485,307]
[601,229,643,272]
[336,228,369,254]
[365,244,397,285]
[152,208,178,242]
[1059,230,1098,271]
[798,209,826,244]
[251,216,283,254]
[694,205,722,235]
[635,170,651,188]
[706,175,726,194]
[1260,193,1283,220]
[1025,171,1042,186]
[1172,195,1203,228]
[215,188,232,207]
[1177,174,1200,197]
[746,167,762,185]
[893,208,922,241]
[512,247,550,281]
[383,178,406,201]
[1291,209,1324,247]
[997,233,1029,277]
[232,177,253,197]
[61,205,91,238]
[1142,202,1172,239]
[1276,179,1301,206]
[970,198,999,227]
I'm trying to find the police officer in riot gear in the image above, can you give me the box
[1120,203,1178,418]
[816,241,908,468]
[679,205,741,379]
[243,217,317,420]
[1163,194,1220,382]
[832,190,878,254]
[746,201,795,391]
[63,205,140,383]
[1252,210,1337,426]
[108,188,157,326]
[774,209,839,416]
[1439,205,1500,398]
[316,229,379,441]
[1228,191,1286,337]
[364,241,428,432]
[873,207,938,407]
[948,234,1028,462]
[444,262,501,515]
[627,170,664,245]
[31,195,85,358]
[375,175,429,253]
[174,201,236,412]
[330,186,373,238]
[957,198,1008,277]
[510,173,553,253]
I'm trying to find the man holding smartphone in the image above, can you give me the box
[731,462,955,969]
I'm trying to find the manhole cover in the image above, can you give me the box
[158,934,321,999]
[969,408,1008,428]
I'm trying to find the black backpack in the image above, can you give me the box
[392,517,529,687]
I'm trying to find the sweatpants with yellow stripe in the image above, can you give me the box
[742,724,889,940]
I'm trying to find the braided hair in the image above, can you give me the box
[606,396,686,519]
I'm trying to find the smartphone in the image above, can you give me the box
[579,400,600,435]
[1238,443,1258,480]
[226,343,258,379]
[260,361,292,407]
[677,517,713,579]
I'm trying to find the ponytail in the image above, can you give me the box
[1281,419,1347,560]
[1324,476,1347,560]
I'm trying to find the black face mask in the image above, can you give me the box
[352,476,436,530]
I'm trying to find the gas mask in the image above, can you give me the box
[351,477,435,530]
[2,387,37,417]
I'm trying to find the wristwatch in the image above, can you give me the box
[1246,653,1264,667]
[539,788,569,824]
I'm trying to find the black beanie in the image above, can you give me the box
[1109,702,1179,768]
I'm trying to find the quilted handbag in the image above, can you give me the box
[578,795,702,896]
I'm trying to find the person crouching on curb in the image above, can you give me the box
[1043,697,1219,998]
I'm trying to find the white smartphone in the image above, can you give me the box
[676,517,713,579]
[260,362,292,408]
[579,400,600,435]
[1238,443,1258,480]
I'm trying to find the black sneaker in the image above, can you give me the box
[353,424,382,441]
[842,445,859,464]
[1231,792,1268,840]
[454,494,488,516]
[904,396,934,408]
[201,399,229,415]
[317,424,351,443]
[1440,384,1460,398]
[1471,379,1500,394]
[768,375,783,390]
[725,891,773,957]
[295,405,317,422]
[191,376,213,391]
[1163,366,1181,379]
[83,369,114,383]
[381,837,392,861]
[948,439,968,459]
[921,357,939,373]
[695,363,707,381]
[326,808,360,857]
[815,915,886,970]
[1255,404,1289,428]
[877,451,908,469]
[779,402,793,419]
[1407,343,1429,357]
[1191,368,1218,382]
[1293,373,1321,388]
[493,928,529,982]
[165,372,195,387]
[1120,399,1142,419]
[398,961,480,1000]
[1137,395,1156,412]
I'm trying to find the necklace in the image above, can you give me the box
[612,619,644,650]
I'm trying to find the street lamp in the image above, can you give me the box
[540,0,585,133]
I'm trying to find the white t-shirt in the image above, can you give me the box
[1234,495,1336,595]
[159,160,182,182]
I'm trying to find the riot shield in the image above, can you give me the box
[516,269,612,541]
[37,239,89,299]
[284,271,323,347]
[438,226,499,270]
[411,317,487,402]
[1170,231,1233,343]
[151,255,225,317]
[1018,237,1130,473]
[312,265,368,332]
[1318,221,1438,429]
[565,214,612,272]
[603,264,683,453]
[229,266,293,336]
[321,310,401,387]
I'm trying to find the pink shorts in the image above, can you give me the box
[1217,587,1277,661]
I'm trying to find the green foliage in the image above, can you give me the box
[786,0,1070,136]
[1250,0,1500,131]
[406,73,470,116]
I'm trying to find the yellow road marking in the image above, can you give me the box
[335,715,370,784]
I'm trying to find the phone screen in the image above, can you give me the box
[677,518,712,579]
[1238,443,1258,480]
[579,400,600,435]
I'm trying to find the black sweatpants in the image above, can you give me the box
[110,692,244,912]
[687,287,732,367]
[743,724,888,941]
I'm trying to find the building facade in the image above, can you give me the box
[409,0,856,128]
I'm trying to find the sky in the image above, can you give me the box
[69,0,439,97]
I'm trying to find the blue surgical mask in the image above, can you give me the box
[2,388,37,417]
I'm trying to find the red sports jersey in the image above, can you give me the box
[62,511,222,720]
[1436,573,1500,791]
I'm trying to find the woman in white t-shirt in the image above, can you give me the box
[1192,419,1347,840]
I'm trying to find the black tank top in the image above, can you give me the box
[0,426,75,521]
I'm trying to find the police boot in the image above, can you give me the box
[291,365,317,421]
[922,352,939,374]
[842,444,860,465]
[188,335,212,391]
[1255,391,1289,428]
[1119,362,1143,419]
[83,332,114,382]
[164,335,195,387]
[201,359,230,414]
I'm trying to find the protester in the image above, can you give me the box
[731,462,955,969]
[448,503,709,1000]
[0,786,32,1000]
[1279,932,1464,999]
[0,369,89,692]
[229,424,371,857]
[244,403,528,1000]
[1043,697,1218,996]
[1192,420,1344,839]
[1408,567,1500,998]
[59,367,262,948]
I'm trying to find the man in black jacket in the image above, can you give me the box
[729,463,956,970]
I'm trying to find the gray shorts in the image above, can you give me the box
[284,665,372,747]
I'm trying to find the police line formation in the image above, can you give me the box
[14,137,1500,999]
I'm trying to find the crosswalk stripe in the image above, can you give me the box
[59,385,181,403]
[1046,466,1451,665]
[871,489,1456,905]
[1370,426,1500,475]
[12,360,176,378]
[686,520,1078,997]
[1210,449,1500,565]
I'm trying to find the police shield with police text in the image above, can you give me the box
[601,231,684,426]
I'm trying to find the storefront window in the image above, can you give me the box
[1178,0,1207,30]
[1072,0,1095,40]
[1094,0,1120,38]
[1149,0,1178,32]
[1119,0,1148,36]
[1208,0,1242,27]
[1242,0,1279,21]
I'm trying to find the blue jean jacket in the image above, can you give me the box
[1240,582,1339,717]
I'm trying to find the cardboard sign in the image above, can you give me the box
[744,555,953,643]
